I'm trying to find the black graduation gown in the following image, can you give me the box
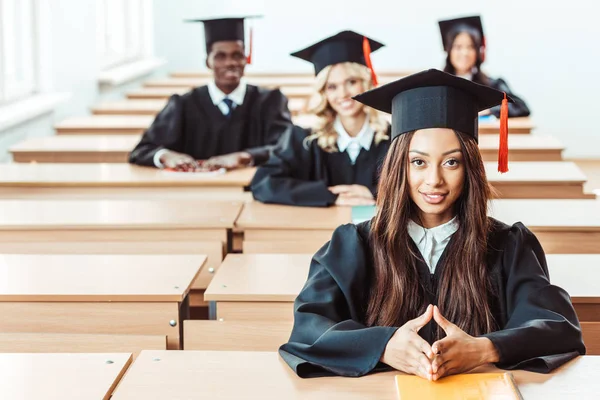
[128,84,292,167]
[250,124,391,207]
[279,218,585,378]
[485,77,531,118]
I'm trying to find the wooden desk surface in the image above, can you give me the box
[0,254,205,302]
[204,254,311,301]
[490,199,600,230]
[480,116,534,134]
[478,134,563,150]
[127,87,189,99]
[204,253,600,304]
[170,69,413,79]
[483,161,586,184]
[54,115,154,133]
[1,352,131,400]
[0,163,256,188]
[92,99,168,115]
[9,134,140,152]
[111,351,600,399]
[236,202,352,230]
[0,199,242,229]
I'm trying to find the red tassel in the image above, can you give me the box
[498,92,509,173]
[246,27,253,64]
[362,37,378,87]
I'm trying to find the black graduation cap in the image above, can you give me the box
[353,69,512,172]
[290,30,384,84]
[438,16,485,50]
[185,16,260,57]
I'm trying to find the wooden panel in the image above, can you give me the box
[243,229,335,242]
[110,351,600,399]
[0,254,204,302]
[92,99,167,115]
[530,231,600,254]
[581,322,600,355]
[54,115,154,134]
[1,353,132,400]
[0,332,166,358]
[216,301,293,322]
[0,302,182,349]
[183,320,292,351]
[491,183,593,199]
[479,117,534,134]
[243,240,325,254]
[574,304,600,322]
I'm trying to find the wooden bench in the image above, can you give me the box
[1,353,132,400]
[0,163,255,202]
[0,254,205,349]
[0,333,166,358]
[10,135,140,163]
[110,351,599,399]
[183,320,292,351]
[0,199,241,300]
[54,115,154,135]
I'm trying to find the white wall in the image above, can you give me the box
[0,0,162,161]
[153,0,599,158]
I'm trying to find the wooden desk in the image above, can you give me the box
[54,115,154,135]
[0,199,241,294]
[0,254,204,349]
[93,97,308,116]
[483,161,592,199]
[170,69,413,79]
[490,199,600,253]
[10,135,140,163]
[111,351,600,399]
[479,135,564,161]
[0,352,131,400]
[92,99,167,116]
[0,163,255,202]
[205,253,600,323]
[479,116,533,134]
[127,87,189,100]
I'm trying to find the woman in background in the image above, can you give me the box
[251,31,390,207]
[439,15,530,117]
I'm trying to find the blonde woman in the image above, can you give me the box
[251,31,391,207]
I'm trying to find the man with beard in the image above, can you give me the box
[129,16,292,171]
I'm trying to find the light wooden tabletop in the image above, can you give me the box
[0,199,242,229]
[0,352,131,400]
[9,135,141,152]
[54,115,154,130]
[236,202,352,230]
[0,163,256,187]
[480,116,534,132]
[204,254,312,301]
[126,87,190,99]
[110,351,600,399]
[204,253,600,303]
[0,254,205,302]
[478,134,563,150]
[92,99,168,114]
[490,199,600,230]
[483,161,586,183]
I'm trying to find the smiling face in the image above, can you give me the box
[206,40,246,92]
[408,128,465,227]
[323,63,366,118]
[449,32,478,76]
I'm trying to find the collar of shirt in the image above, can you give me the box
[334,115,374,153]
[457,72,474,81]
[207,79,247,107]
[407,216,459,249]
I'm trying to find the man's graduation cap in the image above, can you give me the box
[290,30,384,85]
[185,16,261,63]
[353,69,511,172]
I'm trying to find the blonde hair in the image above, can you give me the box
[304,62,389,152]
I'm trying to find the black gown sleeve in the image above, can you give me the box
[487,77,531,118]
[483,223,586,373]
[128,94,186,167]
[250,125,338,207]
[243,89,293,165]
[279,224,398,378]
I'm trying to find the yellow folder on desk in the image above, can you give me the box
[395,372,523,399]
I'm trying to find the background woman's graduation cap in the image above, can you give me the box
[290,30,384,85]
[353,69,512,172]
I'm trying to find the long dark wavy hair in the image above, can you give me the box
[365,130,497,338]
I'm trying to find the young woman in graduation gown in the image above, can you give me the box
[279,69,585,379]
[439,16,531,118]
[251,31,391,207]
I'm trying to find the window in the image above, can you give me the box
[97,0,153,70]
[0,0,37,104]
